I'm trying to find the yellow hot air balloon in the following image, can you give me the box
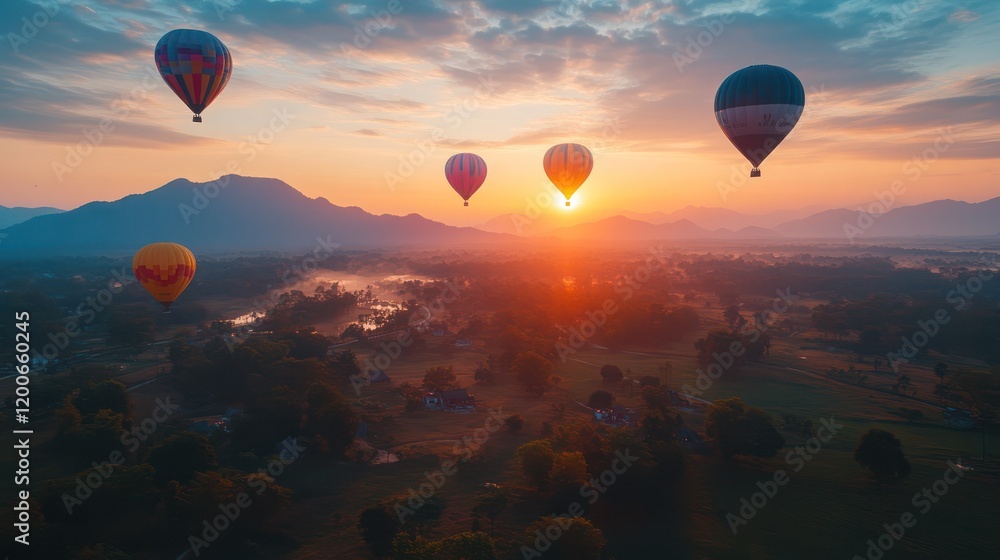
[133,242,196,312]
[543,143,593,206]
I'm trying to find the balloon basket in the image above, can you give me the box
[565,201,571,207]
[463,201,469,207]
[192,115,202,123]
[750,168,761,178]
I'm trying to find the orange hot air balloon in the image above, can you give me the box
[543,143,593,206]
[133,242,197,312]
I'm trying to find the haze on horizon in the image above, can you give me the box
[1,0,998,227]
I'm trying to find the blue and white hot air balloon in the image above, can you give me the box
[714,64,805,177]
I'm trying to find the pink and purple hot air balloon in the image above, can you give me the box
[445,153,488,206]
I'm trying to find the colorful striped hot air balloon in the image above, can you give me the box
[445,153,488,206]
[543,143,593,206]
[133,243,197,312]
[714,64,805,177]
[154,29,232,122]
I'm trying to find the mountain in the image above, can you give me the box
[540,216,787,241]
[0,175,510,256]
[774,198,1000,238]
[477,213,556,236]
[620,205,832,230]
[0,205,63,229]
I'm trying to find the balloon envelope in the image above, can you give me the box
[714,64,804,175]
[133,243,197,311]
[155,29,232,122]
[445,153,488,206]
[543,143,593,205]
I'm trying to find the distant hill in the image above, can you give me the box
[620,205,830,230]
[479,204,837,237]
[540,216,785,241]
[774,198,1000,238]
[0,175,510,256]
[0,205,63,229]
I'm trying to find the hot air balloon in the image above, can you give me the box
[154,29,232,122]
[543,143,593,206]
[445,153,487,206]
[714,64,804,177]
[133,243,197,312]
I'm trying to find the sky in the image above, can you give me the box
[1,0,998,227]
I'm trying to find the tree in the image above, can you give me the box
[517,517,606,560]
[641,386,669,410]
[512,352,554,395]
[859,326,883,353]
[394,531,498,560]
[146,432,218,483]
[515,439,555,489]
[359,501,402,556]
[341,323,367,341]
[474,363,494,384]
[587,390,614,410]
[473,488,510,539]
[723,305,742,328]
[74,380,129,417]
[330,349,362,379]
[639,375,660,388]
[423,366,458,391]
[854,429,911,483]
[550,451,588,487]
[600,364,624,383]
[303,382,359,457]
[934,362,950,385]
[505,414,525,434]
[429,532,498,559]
[704,397,784,461]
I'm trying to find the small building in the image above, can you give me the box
[594,404,637,427]
[424,388,476,411]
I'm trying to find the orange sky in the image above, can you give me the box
[2,0,997,227]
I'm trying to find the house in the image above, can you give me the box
[423,388,476,411]
[593,404,637,427]
[367,369,391,383]
[455,338,473,348]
